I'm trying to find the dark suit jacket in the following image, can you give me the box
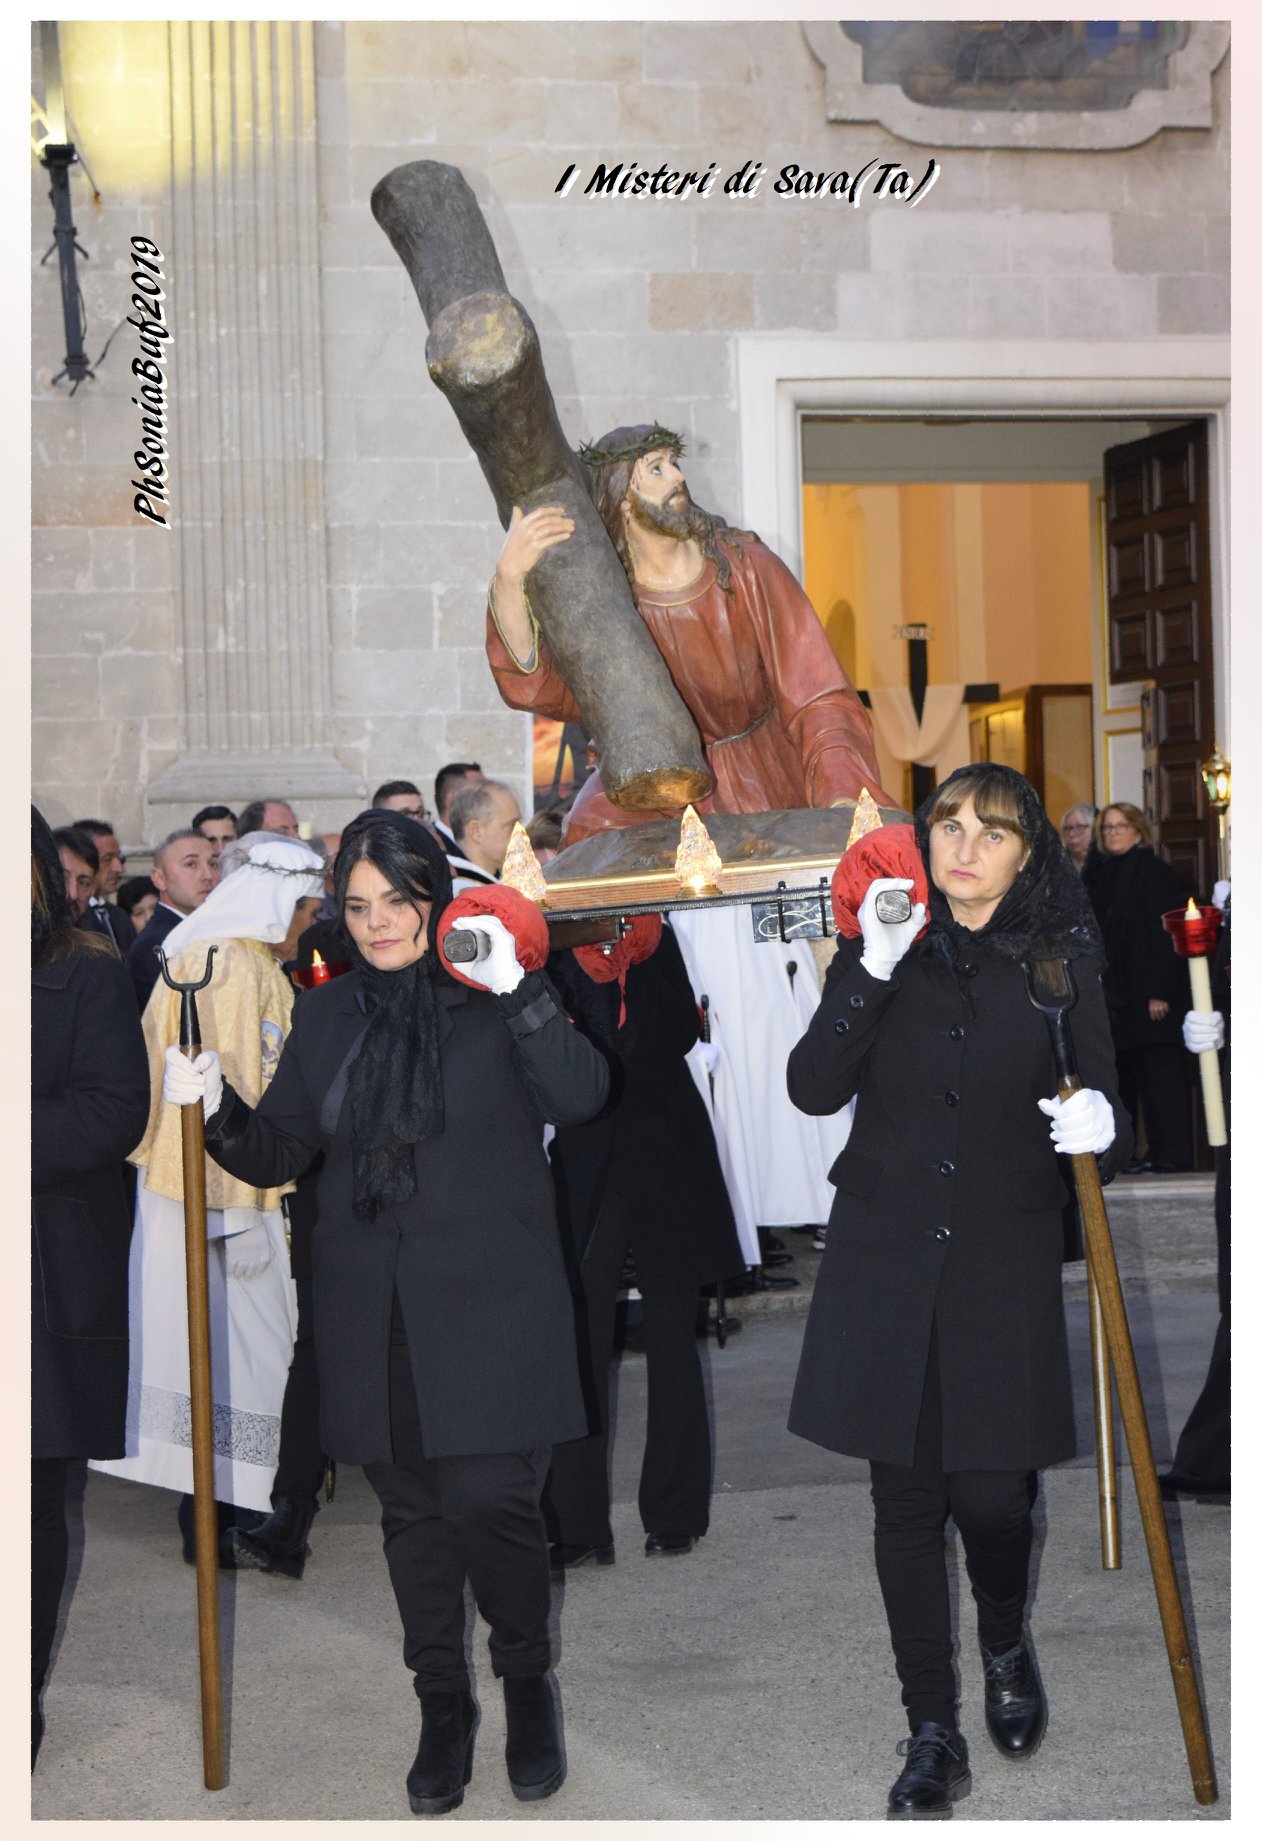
[126,903,182,1010]
[787,936,1130,1472]
[204,965,609,1464]
[79,901,136,956]
[32,945,151,1458]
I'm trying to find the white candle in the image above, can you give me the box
[1188,955,1227,1147]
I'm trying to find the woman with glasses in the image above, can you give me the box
[1083,803,1191,1173]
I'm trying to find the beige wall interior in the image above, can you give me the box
[803,479,1093,799]
[31,22,1228,849]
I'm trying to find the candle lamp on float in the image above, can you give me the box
[674,804,725,897]
[291,948,351,992]
[1161,898,1227,1148]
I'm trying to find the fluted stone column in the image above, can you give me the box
[147,18,360,822]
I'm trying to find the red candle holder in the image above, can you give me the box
[1161,903,1222,959]
[291,954,352,991]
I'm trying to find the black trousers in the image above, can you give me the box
[545,1185,710,1547]
[272,1277,326,1504]
[32,1457,70,1704]
[361,1304,552,1697]
[868,1330,1034,1732]
[1171,1141,1230,1485]
[1116,1042,1192,1169]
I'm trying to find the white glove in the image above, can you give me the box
[695,1041,721,1078]
[857,878,926,982]
[1037,1087,1116,1156]
[223,1221,273,1281]
[448,914,525,995]
[1183,1009,1225,1053]
[1211,879,1231,911]
[163,1044,224,1121]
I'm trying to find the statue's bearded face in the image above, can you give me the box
[623,447,707,541]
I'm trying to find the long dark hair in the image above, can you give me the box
[333,808,454,969]
[32,805,106,966]
[334,810,456,1218]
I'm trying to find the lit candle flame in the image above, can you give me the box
[675,805,724,894]
[501,822,549,903]
[311,949,324,967]
[844,787,884,851]
[1186,898,1201,919]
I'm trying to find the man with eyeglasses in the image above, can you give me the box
[1059,803,1096,872]
[371,779,430,822]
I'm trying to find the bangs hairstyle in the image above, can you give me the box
[334,813,436,918]
[924,765,1033,844]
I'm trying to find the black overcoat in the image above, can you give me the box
[203,966,609,1464]
[547,926,746,1286]
[787,935,1131,1472]
[1082,845,1185,1051]
[32,947,151,1459]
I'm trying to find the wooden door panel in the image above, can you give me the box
[1153,598,1203,668]
[1104,421,1214,920]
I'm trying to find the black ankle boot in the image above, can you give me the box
[177,1495,259,1568]
[228,1496,318,1580]
[503,1673,565,1801]
[887,1722,971,1819]
[407,1689,478,1816]
[981,1636,1047,1759]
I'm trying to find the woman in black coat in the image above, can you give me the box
[545,922,746,1564]
[787,764,1130,1818]
[162,811,608,1817]
[1083,802,1191,1172]
[31,807,151,1767]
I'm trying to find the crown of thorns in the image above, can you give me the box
[578,424,686,470]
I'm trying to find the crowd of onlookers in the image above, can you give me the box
[49,761,577,1014]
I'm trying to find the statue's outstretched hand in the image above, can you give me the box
[496,504,575,590]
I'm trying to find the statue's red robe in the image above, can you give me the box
[487,535,893,843]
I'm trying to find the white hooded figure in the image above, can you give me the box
[93,834,325,1514]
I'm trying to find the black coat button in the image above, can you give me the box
[944,1090,959,1106]
[935,1226,951,1242]
[950,1024,965,1040]
[939,1160,955,1176]
[964,964,979,978]
[834,1019,849,1035]
[849,993,864,1009]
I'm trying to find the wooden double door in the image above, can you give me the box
[1104,420,1219,897]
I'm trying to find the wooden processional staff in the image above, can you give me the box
[1023,957,1216,1807]
[158,945,225,1791]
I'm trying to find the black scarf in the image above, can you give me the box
[340,813,455,1220]
[913,766,1101,977]
[32,804,75,964]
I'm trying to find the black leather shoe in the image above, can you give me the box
[1122,1159,1154,1175]
[407,1689,478,1815]
[549,1540,615,1570]
[229,1495,318,1579]
[981,1637,1047,1759]
[887,1723,971,1819]
[178,1496,264,1568]
[644,1532,697,1556]
[503,1674,565,1801]
[749,1268,800,1291]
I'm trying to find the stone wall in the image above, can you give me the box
[32,21,1229,848]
